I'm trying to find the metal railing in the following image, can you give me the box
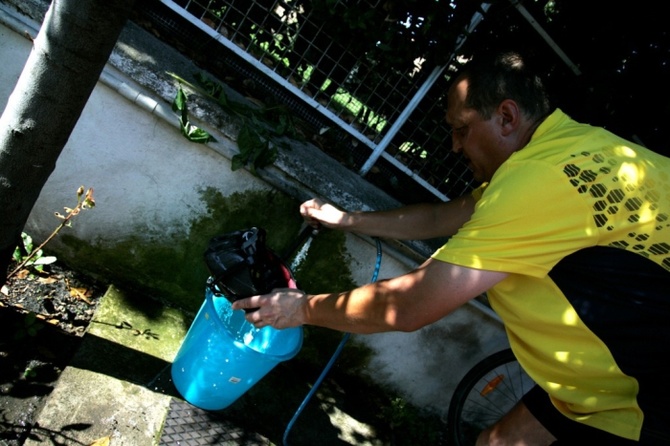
[144,0,574,203]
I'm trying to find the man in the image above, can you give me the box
[233,52,670,444]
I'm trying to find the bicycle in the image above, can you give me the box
[446,348,534,445]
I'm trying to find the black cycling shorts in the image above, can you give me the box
[522,385,638,445]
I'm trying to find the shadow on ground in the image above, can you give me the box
[0,307,83,445]
[72,327,445,445]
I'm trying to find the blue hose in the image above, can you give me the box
[282,237,383,445]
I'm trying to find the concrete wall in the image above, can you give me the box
[0,2,507,420]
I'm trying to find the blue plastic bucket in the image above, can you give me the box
[171,283,303,410]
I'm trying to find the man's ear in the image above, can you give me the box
[498,99,521,136]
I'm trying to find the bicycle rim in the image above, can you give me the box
[446,348,533,445]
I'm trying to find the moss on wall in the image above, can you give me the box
[59,187,305,312]
[56,187,366,316]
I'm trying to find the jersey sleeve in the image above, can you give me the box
[432,159,599,277]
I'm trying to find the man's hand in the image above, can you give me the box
[232,288,308,329]
[299,198,349,230]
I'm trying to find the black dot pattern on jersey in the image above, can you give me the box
[561,147,670,270]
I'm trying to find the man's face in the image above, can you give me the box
[446,77,507,183]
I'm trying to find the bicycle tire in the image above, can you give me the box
[446,348,533,445]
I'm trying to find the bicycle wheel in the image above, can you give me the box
[446,348,534,445]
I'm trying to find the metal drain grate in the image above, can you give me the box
[159,398,270,445]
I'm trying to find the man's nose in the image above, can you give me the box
[451,136,463,154]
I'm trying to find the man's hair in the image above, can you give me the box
[458,51,551,121]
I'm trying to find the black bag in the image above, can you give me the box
[204,227,295,304]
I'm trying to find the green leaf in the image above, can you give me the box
[256,151,277,169]
[33,256,57,266]
[21,232,33,253]
[231,153,247,171]
[238,124,264,152]
[185,125,216,143]
[173,85,216,144]
[172,86,187,120]
[253,142,277,168]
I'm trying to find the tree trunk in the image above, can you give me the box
[0,0,136,279]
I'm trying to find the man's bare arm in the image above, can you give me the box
[233,259,506,333]
[300,195,476,240]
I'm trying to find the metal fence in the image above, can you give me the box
[136,0,554,202]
